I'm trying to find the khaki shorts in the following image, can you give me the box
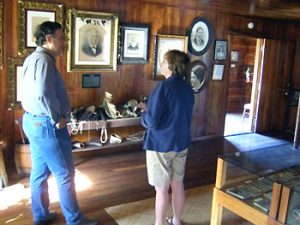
[146,149,188,187]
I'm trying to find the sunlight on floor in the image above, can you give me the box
[224,113,251,136]
[0,169,93,211]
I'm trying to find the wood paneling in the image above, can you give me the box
[1,0,300,164]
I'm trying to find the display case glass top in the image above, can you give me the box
[221,144,300,180]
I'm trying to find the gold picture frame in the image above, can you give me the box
[0,2,3,69]
[67,9,119,71]
[18,0,64,56]
[7,57,25,110]
[153,34,188,79]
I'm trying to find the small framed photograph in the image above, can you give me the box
[212,64,225,80]
[187,17,213,56]
[7,57,25,110]
[67,9,119,71]
[231,50,239,62]
[188,60,208,93]
[18,0,64,55]
[120,23,150,64]
[214,40,227,60]
[153,34,188,79]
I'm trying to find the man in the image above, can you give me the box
[82,28,102,57]
[193,26,205,47]
[138,50,195,225]
[21,21,99,225]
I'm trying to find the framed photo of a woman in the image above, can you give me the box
[187,17,213,56]
[214,40,227,60]
[153,34,188,79]
[120,23,150,64]
[18,0,64,55]
[188,60,208,93]
[67,9,119,71]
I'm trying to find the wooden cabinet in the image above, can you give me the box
[210,144,300,225]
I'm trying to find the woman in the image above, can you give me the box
[139,50,195,225]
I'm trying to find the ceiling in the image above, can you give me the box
[138,0,300,21]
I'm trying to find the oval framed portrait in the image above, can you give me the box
[187,17,213,56]
[188,60,208,93]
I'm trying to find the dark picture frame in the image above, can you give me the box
[67,9,119,71]
[82,74,101,88]
[214,40,227,60]
[187,17,213,56]
[120,22,150,64]
[153,34,188,79]
[188,60,208,93]
[18,0,64,55]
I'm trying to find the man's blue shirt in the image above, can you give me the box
[21,47,70,125]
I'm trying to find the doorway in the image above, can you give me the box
[224,35,261,136]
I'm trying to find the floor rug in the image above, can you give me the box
[105,184,252,225]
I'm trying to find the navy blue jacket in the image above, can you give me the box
[141,75,195,152]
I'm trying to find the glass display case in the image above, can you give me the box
[210,144,300,225]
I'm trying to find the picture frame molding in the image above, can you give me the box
[0,2,3,69]
[187,17,213,56]
[7,57,25,110]
[17,0,64,56]
[67,9,119,71]
[119,22,150,64]
[153,34,188,80]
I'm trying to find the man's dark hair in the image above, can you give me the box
[35,21,62,46]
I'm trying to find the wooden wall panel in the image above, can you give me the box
[0,0,300,162]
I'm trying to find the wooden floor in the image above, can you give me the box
[0,133,291,225]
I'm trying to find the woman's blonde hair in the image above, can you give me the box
[164,50,190,78]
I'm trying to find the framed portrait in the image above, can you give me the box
[212,64,225,80]
[231,50,239,62]
[120,22,150,64]
[187,17,213,56]
[67,9,119,71]
[153,34,188,79]
[214,40,227,60]
[0,2,3,69]
[7,57,25,110]
[188,60,208,93]
[18,0,64,55]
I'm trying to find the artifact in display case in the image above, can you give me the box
[252,192,272,213]
[286,190,300,225]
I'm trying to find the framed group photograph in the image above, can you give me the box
[214,40,227,60]
[188,60,208,93]
[212,64,225,80]
[120,22,150,64]
[67,9,119,71]
[7,57,25,110]
[153,34,188,79]
[18,0,64,55]
[187,17,213,56]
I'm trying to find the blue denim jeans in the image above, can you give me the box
[22,112,83,225]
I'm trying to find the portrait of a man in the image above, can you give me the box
[82,28,102,57]
[193,27,205,48]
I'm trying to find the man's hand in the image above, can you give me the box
[55,117,67,129]
[138,102,147,112]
